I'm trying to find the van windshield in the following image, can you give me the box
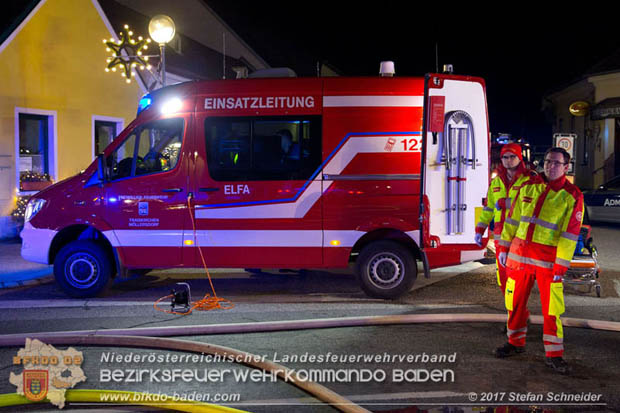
[107,118,184,180]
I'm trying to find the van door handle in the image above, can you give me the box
[162,188,183,193]
[199,187,219,192]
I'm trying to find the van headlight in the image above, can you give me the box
[25,199,47,223]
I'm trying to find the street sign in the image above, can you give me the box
[553,133,576,176]
[553,133,576,159]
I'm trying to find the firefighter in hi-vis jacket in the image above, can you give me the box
[475,143,536,297]
[495,147,584,374]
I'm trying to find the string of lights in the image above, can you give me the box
[19,171,51,183]
[11,196,28,220]
[104,24,152,84]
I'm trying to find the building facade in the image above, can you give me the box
[0,0,268,238]
[543,53,620,190]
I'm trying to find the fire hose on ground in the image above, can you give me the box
[2,313,620,346]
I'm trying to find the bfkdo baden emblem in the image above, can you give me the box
[23,370,48,402]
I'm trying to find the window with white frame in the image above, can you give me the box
[93,116,123,158]
[18,113,55,192]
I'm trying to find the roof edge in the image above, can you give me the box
[90,0,147,93]
[0,0,45,55]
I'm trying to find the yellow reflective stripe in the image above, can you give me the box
[505,278,516,311]
[560,231,579,241]
[556,317,564,339]
[544,344,564,352]
[505,217,519,226]
[483,206,494,213]
[520,216,559,231]
[507,252,554,269]
[497,239,511,248]
[543,334,563,343]
[507,326,527,335]
[496,267,501,287]
[549,283,565,317]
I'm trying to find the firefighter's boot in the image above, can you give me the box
[494,342,524,358]
[545,357,570,374]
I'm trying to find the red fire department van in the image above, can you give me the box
[21,71,490,299]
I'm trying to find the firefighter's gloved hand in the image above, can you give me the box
[498,252,507,267]
[474,233,482,247]
[553,275,563,282]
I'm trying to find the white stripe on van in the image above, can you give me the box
[104,230,420,248]
[323,96,424,107]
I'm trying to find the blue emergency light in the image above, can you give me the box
[137,94,153,115]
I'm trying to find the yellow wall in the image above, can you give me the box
[0,0,143,215]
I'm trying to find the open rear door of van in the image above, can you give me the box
[420,74,490,270]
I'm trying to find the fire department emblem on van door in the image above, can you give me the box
[384,138,396,152]
[139,202,149,216]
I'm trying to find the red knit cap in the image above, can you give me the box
[500,143,523,162]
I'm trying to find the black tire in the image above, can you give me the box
[596,285,601,298]
[356,240,417,299]
[54,240,112,298]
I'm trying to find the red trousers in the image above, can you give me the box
[505,265,565,357]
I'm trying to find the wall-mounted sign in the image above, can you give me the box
[591,97,620,120]
[569,101,589,117]
[553,133,576,172]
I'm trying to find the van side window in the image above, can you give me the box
[107,118,184,181]
[205,116,321,181]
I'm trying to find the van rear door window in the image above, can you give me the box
[204,116,321,181]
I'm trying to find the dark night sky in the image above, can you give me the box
[203,2,620,146]
[3,1,620,146]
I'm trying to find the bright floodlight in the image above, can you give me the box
[161,98,182,114]
[148,15,175,44]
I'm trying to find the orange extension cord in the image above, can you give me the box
[154,195,234,315]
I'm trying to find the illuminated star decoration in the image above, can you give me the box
[103,25,152,84]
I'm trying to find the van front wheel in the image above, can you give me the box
[54,241,112,298]
[356,241,416,299]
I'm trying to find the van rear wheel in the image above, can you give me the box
[54,240,112,298]
[356,241,416,299]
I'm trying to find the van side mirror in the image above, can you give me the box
[85,154,106,188]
